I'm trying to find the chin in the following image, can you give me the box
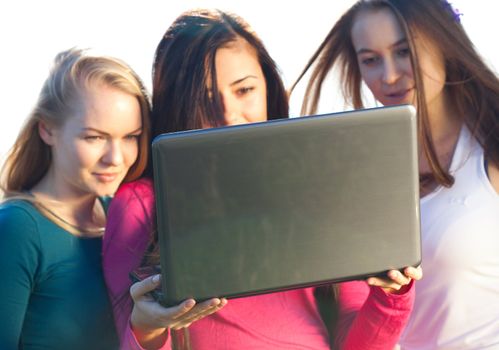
[93,183,121,197]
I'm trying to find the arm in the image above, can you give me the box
[128,275,227,349]
[103,179,227,349]
[334,267,420,350]
[102,179,159,349]
[0,205,39,349]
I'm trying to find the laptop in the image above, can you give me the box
[152,104,421,306]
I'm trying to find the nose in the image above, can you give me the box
[223,95,246,126]
[382,59,401,85]
[102,140,124,166]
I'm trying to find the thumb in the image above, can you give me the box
[130,274,161,301]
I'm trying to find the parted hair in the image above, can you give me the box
[291,0,499,188]
[145,8,289,177]
[142,9,289,350]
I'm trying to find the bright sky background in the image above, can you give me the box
[0,0,497,163]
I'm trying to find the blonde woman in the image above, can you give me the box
[0,48,150,350]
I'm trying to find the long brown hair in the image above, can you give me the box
[145,8,289,178]
[0,48,151,197]
[142,6,290,277]
[291,0,499,188]
[143,9,289,350]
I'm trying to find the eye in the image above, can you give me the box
[360,56,380,67]
[83,135,105,142]
[396,47,411,58]
[235,86,255,97]
[124,134,141,142]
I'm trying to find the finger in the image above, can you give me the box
[403,266,423,280]
[130,274,161,301]
[166,299,197,320]
[183,298,227,323]
[170,298,227,329]
[177,298,222,320]
[170,305,219,330]
[387,270,412,285]
[367,276,404,291]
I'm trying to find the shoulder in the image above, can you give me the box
[114,177,154,205]
[103,179,154,275]
[109,178,155,216]
[0,200,39,235]
[0,200,41,261]
[104,178,155,243]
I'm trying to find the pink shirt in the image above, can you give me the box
[103,178,414,350]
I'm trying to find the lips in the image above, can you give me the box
[385,88,412,99]
[384,88,414,104]
[93,172,120,183]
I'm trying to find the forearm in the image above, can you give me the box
[131,323,168,350]
[335,280,414,350]
[120,315,170,350]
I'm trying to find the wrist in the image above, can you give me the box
[130,315,168,349]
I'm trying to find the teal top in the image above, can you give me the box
[0,199,118,350]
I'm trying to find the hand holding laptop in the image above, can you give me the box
[367,266,423,294]
[127,263,420,346]
[129,274,228,346]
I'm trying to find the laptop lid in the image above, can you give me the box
[152,104,420,306]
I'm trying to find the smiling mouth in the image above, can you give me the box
[386,88,414,99]
[93,173,120,183]
[387,89,407,97]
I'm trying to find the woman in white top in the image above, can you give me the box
[292,0,499,348]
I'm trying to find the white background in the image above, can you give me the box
[0,0,497,162]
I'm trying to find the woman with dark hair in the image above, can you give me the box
[103,9,419,350]
[0,48,150,349]
[292,0,499,348]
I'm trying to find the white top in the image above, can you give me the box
[399,127,499,349]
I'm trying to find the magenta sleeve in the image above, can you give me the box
[335,280,415,350]
[102,178,164,348]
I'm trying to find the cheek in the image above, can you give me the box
[245,91,267,123]
[258,90,268,119]
[359,67,380,93]
[123,141,140,166]
[257,86,268,119]
[74,143,101,168]
[255,94,268,122]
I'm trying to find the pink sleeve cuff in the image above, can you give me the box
[120,316,171,350]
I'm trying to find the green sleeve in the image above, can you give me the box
[0,204,41,349]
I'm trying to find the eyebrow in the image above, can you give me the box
[356,38,408,54]
[82,126,142,136]
[230,75,258,86]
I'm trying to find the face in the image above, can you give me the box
[214,36,267,126]
[351,8,446,109]
[44,83,142,198]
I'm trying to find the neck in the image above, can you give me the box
[30,171,105,236]
[426,90,461,143]
[419,91,462,175]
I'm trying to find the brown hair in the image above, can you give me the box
[145,8,289,178]
[0,48,151,197]
[291,0,499,188]
[143,9,289,349]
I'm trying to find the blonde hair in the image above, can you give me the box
[1,48,151,197]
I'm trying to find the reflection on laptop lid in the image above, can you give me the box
[152,104,420,306]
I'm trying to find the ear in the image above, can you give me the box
[38,120,55,146]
